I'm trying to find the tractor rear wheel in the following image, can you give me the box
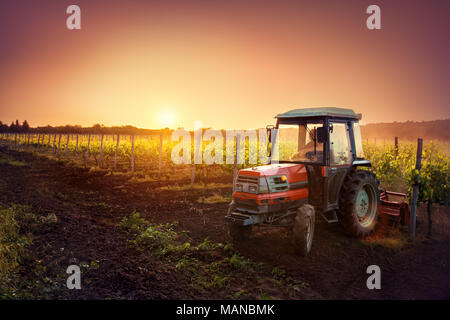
[291,204,315,256]
[227,202,252,241]
[338,169,380,238]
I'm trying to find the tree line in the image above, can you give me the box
[0,120,172,136]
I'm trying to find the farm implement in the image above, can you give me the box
[225,107,410,255]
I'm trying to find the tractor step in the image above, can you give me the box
[320,210,339,223]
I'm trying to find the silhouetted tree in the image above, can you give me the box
[22,120,30,132]
[0,121,8,133]
[9,121,17,132]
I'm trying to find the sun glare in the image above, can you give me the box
[157,109,176,128]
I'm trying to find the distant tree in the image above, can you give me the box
[22,120,30,132]
[10,121,17,132]
[0,121,8,133]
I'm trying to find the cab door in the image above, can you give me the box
[323,122,353,212]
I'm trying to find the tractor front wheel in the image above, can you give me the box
[227,202,252,241]
[228,223,252,241]
[338,169,380,238]
[291,204,315,256]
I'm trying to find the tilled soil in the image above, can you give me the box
[0,146,449,299]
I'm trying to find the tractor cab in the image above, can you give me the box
[271,107,370,221]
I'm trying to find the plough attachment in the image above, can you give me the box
[379,191,410,226]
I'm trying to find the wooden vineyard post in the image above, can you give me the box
[86,134,91,164]
[394,136,399,157]
[57,134,62,157]
[232,133,241,194]
[52,134,57,154]
[191,164,196,187]
[65,135,69,158]
[14,133,17,146]
[75,134,79,156]
[158,134,163,180]
[192,123,197,185]
[47,134,51,150]
[410,138,423,240]
[99,134,104,167]
[26,134,30,150]
[131,135,135,173]
[114,134,120,170]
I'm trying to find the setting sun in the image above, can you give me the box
[157,109,176,128]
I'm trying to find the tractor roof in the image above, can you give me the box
[276,107,361,120]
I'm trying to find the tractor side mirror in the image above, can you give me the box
[317,126,327,143]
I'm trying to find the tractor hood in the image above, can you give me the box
[238,163,308,184]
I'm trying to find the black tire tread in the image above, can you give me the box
[291,204,315,256]
[227,202,252,241]
[338,169,380,238]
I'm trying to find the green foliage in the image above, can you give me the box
[0,205,36,296]
[364,141,449,205]
[407,142,449,205]
[119,211,150,232]
[119,212,267,296]
[197,193,231,204]
[271,266,286,281]
[229,253,253,271]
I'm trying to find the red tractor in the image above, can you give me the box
[225,107,409,256]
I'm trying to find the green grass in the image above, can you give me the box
[197,193,231,204]
[0,204,61,299]
[0,154,27,167]
[0,205,36,297]
[119,211,308,298]
[119,212,272,297]
[158,182,232,191]
[361,232,409,250]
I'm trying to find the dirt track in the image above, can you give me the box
[1,146,449,299]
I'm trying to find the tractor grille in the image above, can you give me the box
[235,198,258,210]
[237,175,258,184]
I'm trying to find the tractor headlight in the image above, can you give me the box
[248,185,258,193]
[235,183,243,192]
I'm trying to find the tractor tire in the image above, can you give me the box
[291,204,315,256]
[228,223,252,241]
[227,202,252,241]
[338,169,380,238]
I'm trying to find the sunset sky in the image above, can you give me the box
[0,0,449,129]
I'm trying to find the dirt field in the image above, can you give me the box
[1,146,449,300]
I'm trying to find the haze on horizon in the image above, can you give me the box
[1,0,449,130]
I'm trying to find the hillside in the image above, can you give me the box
[361,119,450,141]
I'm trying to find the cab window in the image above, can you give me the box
[329,122,352,165]
[352,122,365,159]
